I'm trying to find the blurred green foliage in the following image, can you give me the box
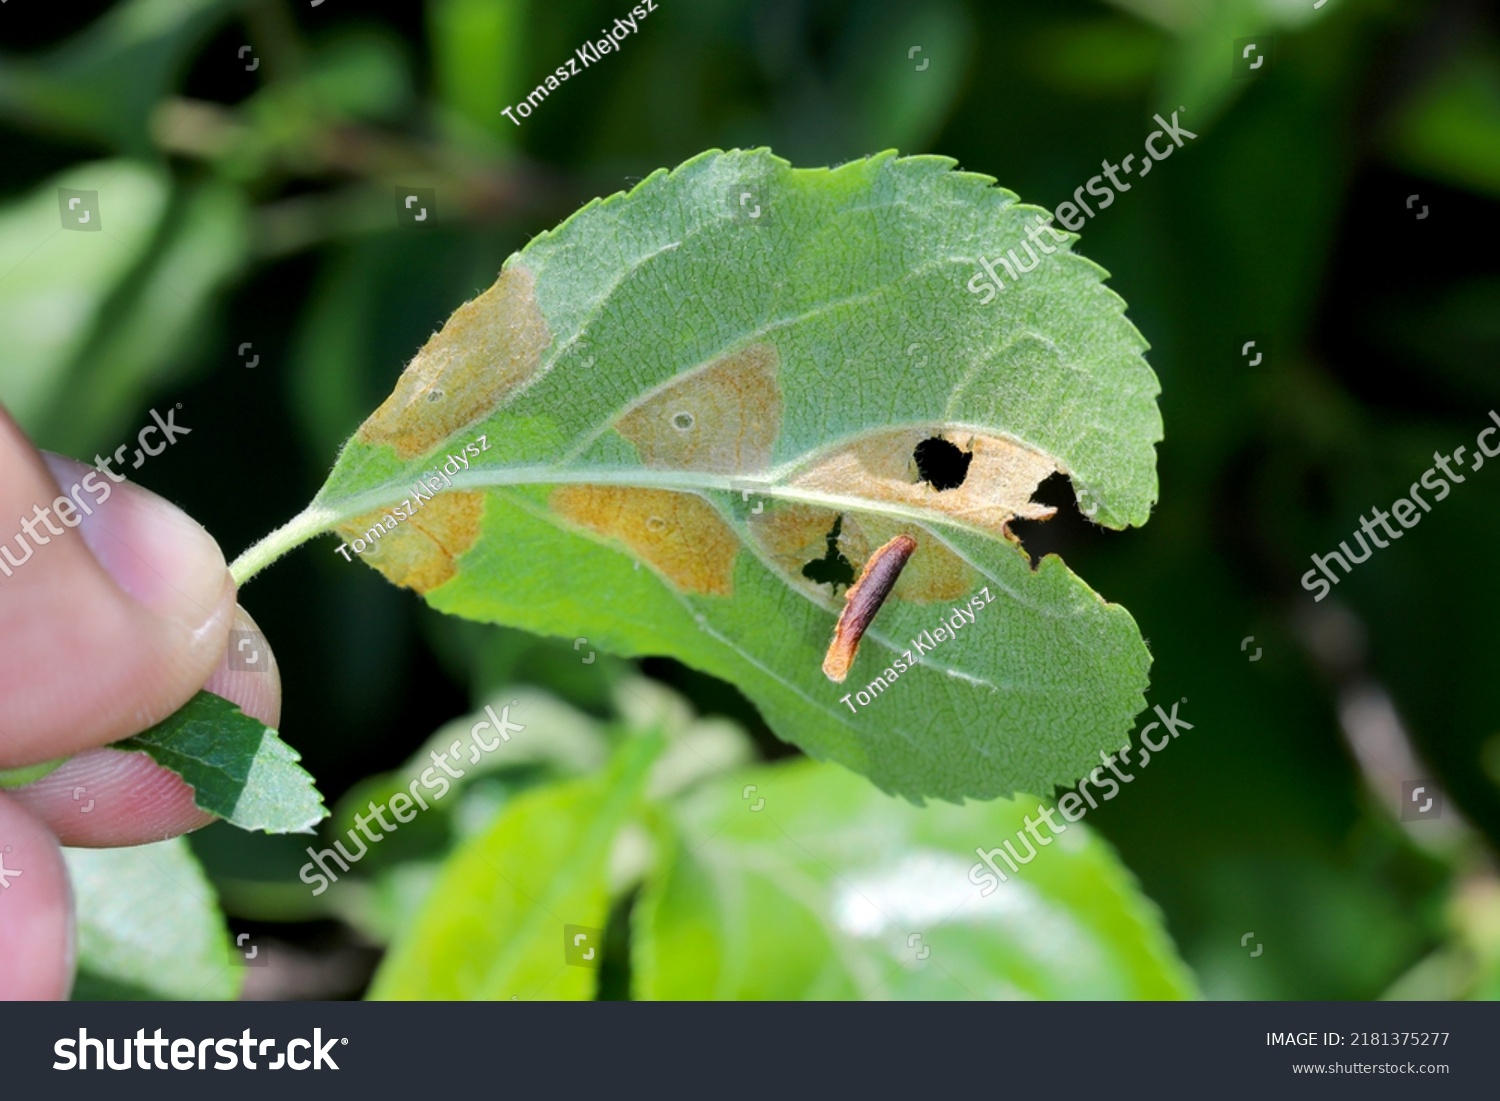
[66,837,240,1000]
[2,0,1498,1000]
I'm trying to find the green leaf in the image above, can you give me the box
[636,760,1198,1000]
[324,685,610,870]
[1384,46,1500,202]
[0,0,239,155]
[429,0,526,147]
[1104,0,1332,129]
[65,837,240,1000]
[0,161,249,452]
[369,732,662,999]
[115,691,327,835]
[41,177,249,455]
[0,161,169,430]
[235,148,1161,804]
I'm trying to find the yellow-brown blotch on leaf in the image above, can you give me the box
[551,486,740,596]
[356,265,552,460]
[789,427,1058,537]
[749,504,977,603]
[615,343,782,473]
[336,492,486,593]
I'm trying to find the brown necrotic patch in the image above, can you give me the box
[356,264,552,460]
[752,505,872,596]
[337,491,486,594]
[551,486,739,596]
[887,531,975,601]
[546,344,776,598]
[615,343,781,473]
[788,427,1058,537]
[748,505,975,603]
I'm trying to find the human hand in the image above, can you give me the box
[0,406,280,999]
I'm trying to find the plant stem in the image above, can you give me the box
[229,505,338,587]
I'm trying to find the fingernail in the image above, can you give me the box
[203,605,282,729]
[41,454,229,630]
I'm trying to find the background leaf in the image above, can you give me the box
[369,731,662,999]
[636,760,1197,999]
[0,160,248,451]
[65,837,240,1000]
[0,161,168,429]
[0,0,239,155]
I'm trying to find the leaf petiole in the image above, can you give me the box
[228,504,339,587]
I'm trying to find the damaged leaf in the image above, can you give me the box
[234,148,1163,803]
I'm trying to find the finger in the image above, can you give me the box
[10,750,213,848]
[200,604,282,730]
[9,606,282,847]
[0,410,237,767]
[0,792,72,999]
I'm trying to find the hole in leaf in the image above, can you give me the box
[801,514,855,592]
[671,411,695,431]
[426,389,443,403]
[913,437,972,491]
[1008,470,1106,567]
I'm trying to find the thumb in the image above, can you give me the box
[0,407,237,767]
